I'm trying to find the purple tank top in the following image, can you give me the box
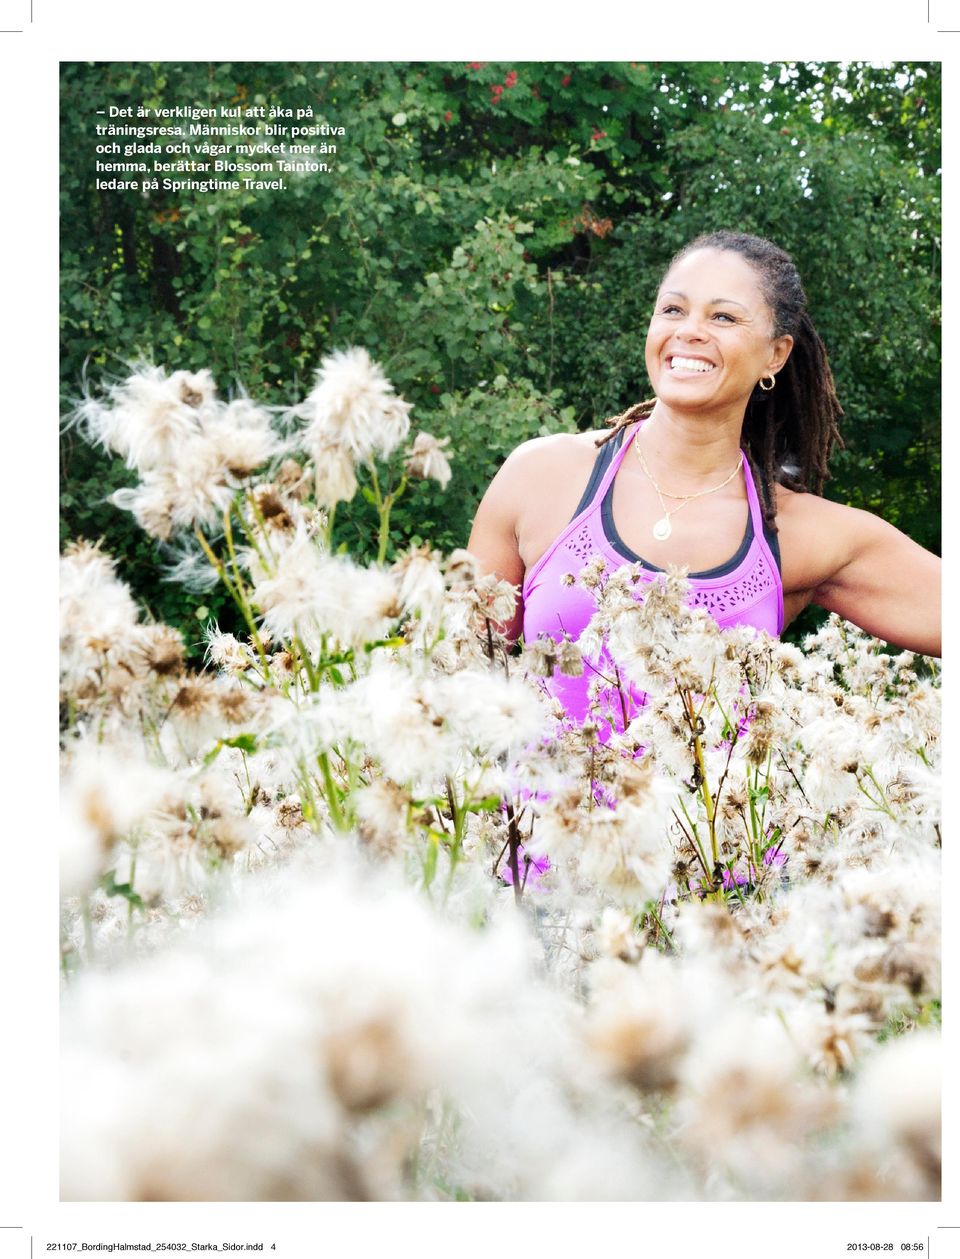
[522,422,784,727]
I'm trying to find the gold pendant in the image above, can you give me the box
[652,517,671,541]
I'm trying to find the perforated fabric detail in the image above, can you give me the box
[686,558,777,624]
[566,522,597,563]
[556,512,778,627]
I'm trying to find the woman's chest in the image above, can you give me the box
[518,460,754,577]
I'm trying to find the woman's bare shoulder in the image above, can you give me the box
[486,428,609,493]
[773,483,891,589]
[774,482,870,530]
[504,427,609,466]
[474,429,609,553]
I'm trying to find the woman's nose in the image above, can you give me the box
[676,312,709,339]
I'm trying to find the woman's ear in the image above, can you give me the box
[768,334,794,375]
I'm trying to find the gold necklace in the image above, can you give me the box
[634,437,743,542]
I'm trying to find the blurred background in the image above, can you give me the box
[60,61,940,645]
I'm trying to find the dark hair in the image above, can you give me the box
[599,230,844,531]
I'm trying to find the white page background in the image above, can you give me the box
[5,3,953,1254]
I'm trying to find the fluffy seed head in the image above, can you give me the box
[301,348,412,464]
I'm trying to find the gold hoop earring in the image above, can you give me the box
[758,374,776,392]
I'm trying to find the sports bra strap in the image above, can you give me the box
[744,455,783,574]
[568,434,618,521]
[741,448,764,527]
[593,426,636,500]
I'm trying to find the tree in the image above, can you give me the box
[61,61,940,639]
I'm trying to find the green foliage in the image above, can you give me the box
[101,871,146,911]
[385,376,577,557]
[61,61,940,639]
[876,998,941,1042]
[202,733,260,768]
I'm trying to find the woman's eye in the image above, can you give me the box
[657,305,736,321]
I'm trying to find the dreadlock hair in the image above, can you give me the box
[596,231,844,533]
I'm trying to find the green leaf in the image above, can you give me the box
[423,835,439,888]
[203,732,259,766]
[102,871,146,911]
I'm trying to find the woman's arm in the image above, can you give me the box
[779,492,941,657]
[467,456,527,645]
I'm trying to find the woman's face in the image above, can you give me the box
[644,247,794,415]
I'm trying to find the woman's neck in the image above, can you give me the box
[636,401,746,489]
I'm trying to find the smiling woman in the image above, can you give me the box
[468,230,941,727]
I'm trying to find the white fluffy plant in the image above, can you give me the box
[74,365,279,541]
[61,351,943,1201]
[60,853,679,1202]
[65,350,536,902]
[296,347,451,560]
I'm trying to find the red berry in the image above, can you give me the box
[504,70,517,88]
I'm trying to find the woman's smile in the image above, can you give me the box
[666,353,718,376]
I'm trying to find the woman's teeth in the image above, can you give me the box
[670,356,715,373]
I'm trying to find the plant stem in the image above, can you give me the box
[317,750,346,832]
[859,765,896,817]
[647,902,675,951]
[127,855,138,939]
[222,508,271,665]
[692,733,717,869]
[81,895,94,962]
[242,488,278,569]
[194,524,272,680]
[503,797,523,904]
[292,632,319,692]
[367,462,407,564]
